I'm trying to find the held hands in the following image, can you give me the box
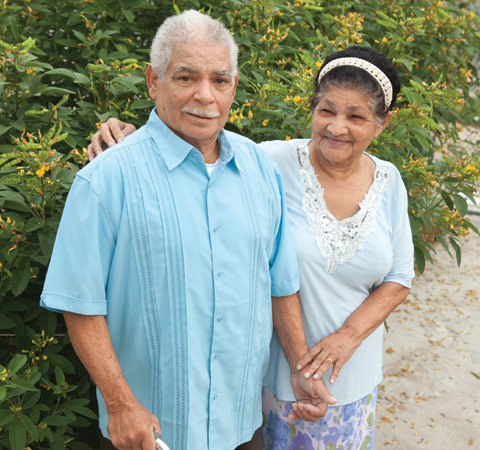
[289,371,337,422]
[296,327,361,385]
[106,398,161,450]
[87,118,136,160]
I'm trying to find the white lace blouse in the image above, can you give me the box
[261,139,415,405]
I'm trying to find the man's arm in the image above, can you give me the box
[272,294,337,422]
[63,312,160,450]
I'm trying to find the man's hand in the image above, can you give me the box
[296,327,360,385]
[107,398,161,450]
[288,371,337,422]
[87,118,136,160]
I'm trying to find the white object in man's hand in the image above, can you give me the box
[154,432,170,450]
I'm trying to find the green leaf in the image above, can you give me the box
[409,215,422,235]
[0,315,17,329]
[0,124,12,136]
[45,68,77,78]
[11,264,31,297]
[414,246,426,274]
[43,414,75,426]
[0,387,6,401]
[420,213,433,230]
[123,10,135,23]
[55,366,65,386]
[25,218,43,232]
[72,29,87,43]
[448,237,461,266]
[8,355,27,376]
[453,194,468,217]
[72,72,91,85]
[41,86,76,96]
[48,353,76,374]
[72,406,98,419]
[21,390,41,410]
[38,229,55,259]
[9,419,26,450]
[0,410,14,426]
[7,379,38,392]
[0,190,30,212]
[19,414,38,441]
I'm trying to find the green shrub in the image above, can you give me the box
[1,0,479,448]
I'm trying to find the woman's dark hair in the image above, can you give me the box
[310,46,401,122]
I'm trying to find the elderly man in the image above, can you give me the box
[41,10,335,450]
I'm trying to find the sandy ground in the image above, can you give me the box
[375,212,480,449]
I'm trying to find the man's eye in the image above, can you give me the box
[215,78,228,84]
[351,115,365,120]
[180,76,191,82]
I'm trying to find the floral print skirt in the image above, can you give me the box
[261,385,377,450]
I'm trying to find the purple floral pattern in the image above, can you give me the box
[261,386,377,450]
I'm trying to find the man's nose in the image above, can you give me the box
[193,80,215,104]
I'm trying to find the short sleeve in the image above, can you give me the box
[383,169,415,287]
[40,175,116,315]
[268,166,300,297]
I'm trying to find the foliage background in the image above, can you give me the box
[1,0,479,448]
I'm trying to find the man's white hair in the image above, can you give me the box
[150,10,238,82]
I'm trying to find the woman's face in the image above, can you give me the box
[310,86,391,167]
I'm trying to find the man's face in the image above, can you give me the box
[147,40,238,152]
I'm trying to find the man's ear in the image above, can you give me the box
[146,65,160,98]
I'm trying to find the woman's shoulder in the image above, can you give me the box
[259,138,308,165]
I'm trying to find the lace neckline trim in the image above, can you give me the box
[297,143,388,273]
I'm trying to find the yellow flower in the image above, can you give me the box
[293,96,301,103]
[315,61,321,68]
[286,136,291,141]
[262,119,269,127]
[465,164,478,174]
[248,111,254,119]
[36,166,46,178]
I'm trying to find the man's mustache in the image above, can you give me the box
[181,106,220,118]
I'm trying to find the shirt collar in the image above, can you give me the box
[145,108,241,172]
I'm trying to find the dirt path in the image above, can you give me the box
[376,213,480,449]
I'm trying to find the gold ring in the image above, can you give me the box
[325,357,333,363]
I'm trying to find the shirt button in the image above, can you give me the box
[216,271,224,278]
[213,225,220,232]
[217,315,224,322]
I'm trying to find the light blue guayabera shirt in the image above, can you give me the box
[261,139,414,405]
[40,110,299,450]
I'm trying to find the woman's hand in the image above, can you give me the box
[289,371,337,422]
[296,327,361,385]
[87,118,136,160]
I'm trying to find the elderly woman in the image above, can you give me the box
[89,45,414,450]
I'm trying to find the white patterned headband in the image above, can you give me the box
[317,57,393,108]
